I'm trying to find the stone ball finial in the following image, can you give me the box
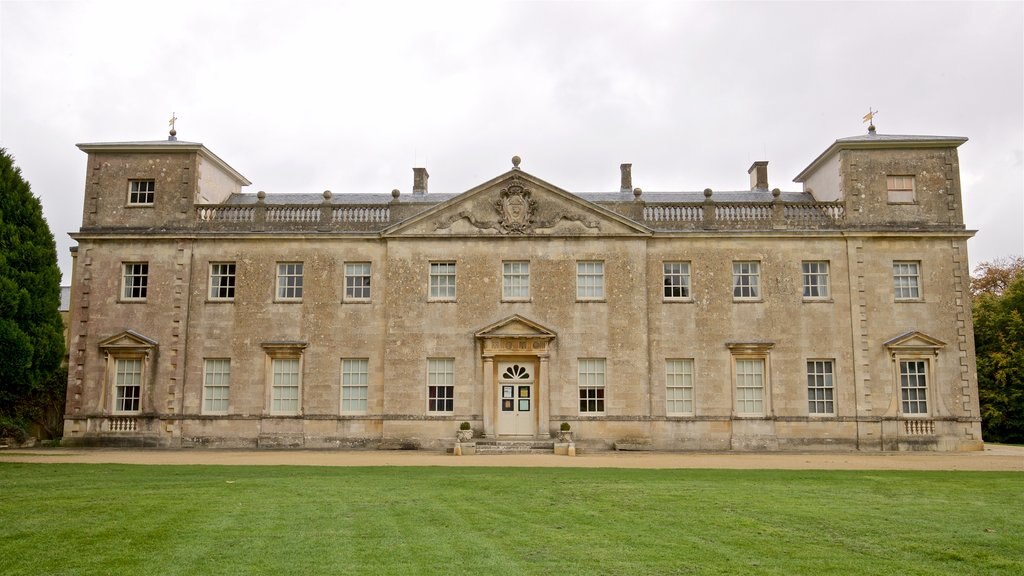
[704,188,713,198]
[512,155,521,169]
[257,190,266,200]
[771,188,781,198]
[323,190,332,200]
[391,188,401,199]
[169,128,177,137]
[633,187,642,198]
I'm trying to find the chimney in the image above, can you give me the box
[748,161,768,190]
[412,167,429,195]
[620,163,632,193]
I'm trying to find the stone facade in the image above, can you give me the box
[62,129,983,451]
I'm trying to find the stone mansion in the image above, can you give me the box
[62,126,982,451]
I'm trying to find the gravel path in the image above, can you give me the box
[1,444,1021,470]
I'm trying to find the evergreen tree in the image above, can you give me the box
[0,148,65,439]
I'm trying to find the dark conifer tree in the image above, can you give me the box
[0,149,65,438]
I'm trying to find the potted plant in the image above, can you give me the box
[456,421,473,442]
[558,422,573,443]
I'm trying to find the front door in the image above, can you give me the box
[496,361,536,436]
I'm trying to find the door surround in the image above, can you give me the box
[475,315,556,439]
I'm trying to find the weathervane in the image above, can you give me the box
[168,112,178,141]
[862,107,878,133]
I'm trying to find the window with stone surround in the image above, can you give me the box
[429,262,456,301]
[276,262,304,301]
[113,358,142,413]
[121,262,148,301]
[341,358,369,413]
[735,358,765,415]
[502,261,530,300]
[899,359,929,415]
[577,261,605,300]
[203,359,231,414]
[270,358,301,414]
[344,263,371,301]
[732,261,760,300]
[893,261,921,300]
[663,262,691,300]
[578,358,606,413]
[209,263,236,300]
[887,175,915,204]
[806,360,835,415]
[802,261,830,300]
[127,179,155,205]
[665,359,694,415]
[427,358,454,412]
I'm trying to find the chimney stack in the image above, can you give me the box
[748,161,768,190]
[412,167,429,195]
[620,163,632,193]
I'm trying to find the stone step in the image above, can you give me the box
[471,439,555,455]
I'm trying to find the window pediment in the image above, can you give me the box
[98,330,158,354]
[884,331,946,356]
[726,341,775,355]
[261,341,308,358]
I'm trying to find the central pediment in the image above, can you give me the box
[384,169,650,237]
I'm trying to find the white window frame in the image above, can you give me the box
[732,261,761,300]
[209,262,236,301]
[665,359,694,416]
[429,262,456,301]
[127,179,155,206]
[893,261,922,301]
[734,358,766,416]
[202,358,231,415]
[269,357,302,415]
[113,357,143,414]
[578,358,606,414]
[344,262,371,302]
[576,261,605,301]
[340,358,369,414]
[806,359,835,415]
[801,261,830,300]
[276,262,304,301]
[502,261,530,301]
[427,358,454,412]
[663,262,692,301]
[121,262,149,301]
[898,358,930,416]
[887,175,916,204]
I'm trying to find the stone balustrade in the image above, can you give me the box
[196,202,392,231]
[192,198,844,232]
[643,199,845,230]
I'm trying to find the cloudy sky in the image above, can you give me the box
[2,0,1021,281]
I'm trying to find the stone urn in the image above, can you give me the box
[456,428,473,443]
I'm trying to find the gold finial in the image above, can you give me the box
[862,107,878,133]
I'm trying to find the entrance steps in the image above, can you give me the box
[473,439,555,455]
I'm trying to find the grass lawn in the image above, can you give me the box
[0,464,1021,575]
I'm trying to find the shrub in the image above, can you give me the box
[0,414,28,443]
[560,422,571,431]
[459,421,471,431]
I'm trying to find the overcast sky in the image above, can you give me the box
[2,0,1021,282]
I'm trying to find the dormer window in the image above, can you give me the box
[886,175,915,204]
[128,179,155,205]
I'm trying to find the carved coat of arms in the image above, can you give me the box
[495,179,536,234]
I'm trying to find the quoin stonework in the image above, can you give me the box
[62,126,982,451]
